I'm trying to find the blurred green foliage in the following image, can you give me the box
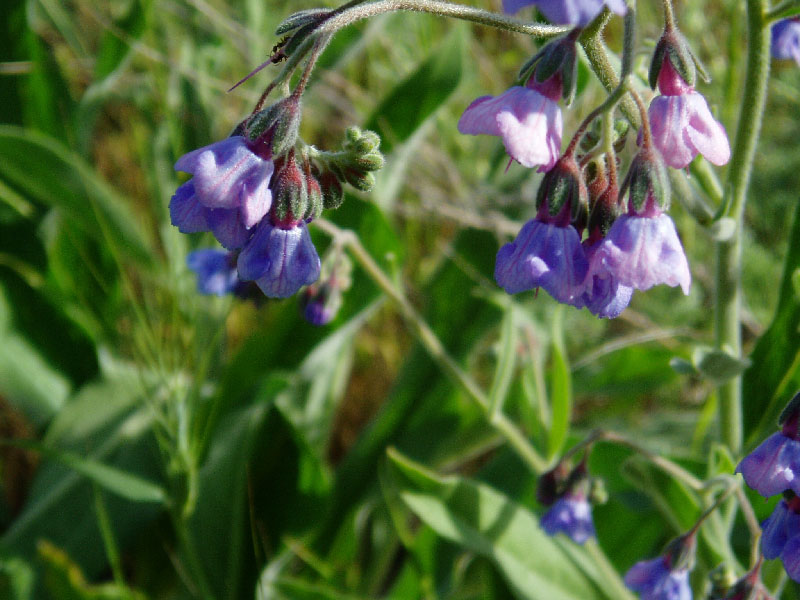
[0,0,798,598]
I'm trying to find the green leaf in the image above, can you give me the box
[487,299,518,416]
[743,200,800,444]
[691,347,751,384]
[0,439,166,505]
[0,126,152,266]
[0,556,34,600]
[548,308,571,458]
[385,448,626,600]
[364,25,465,154]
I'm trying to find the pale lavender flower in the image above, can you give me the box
[458,79,562,171]
[648,60,730,169]
[503,0,626,26]
[589,212,691,295]
[171,136,274,249]
[772,18,800,66]
[540,494,595,544]
[625,557,692,600]
[237,219,320,298]
[494,218,588,305]
[737,432,800,498]
[186,249,243,297]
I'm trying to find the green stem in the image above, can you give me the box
[317,0,569,37]
[315,219,548,473]
[716,0,770,455]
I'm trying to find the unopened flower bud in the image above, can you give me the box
[343,168,376,193]
[272,151,307,224]
[537,462,570,506]
[649,28,698,91]
[536,155,588,226]
[275,8,329,35]
[318,170,344,210]
[246,96,302,158]
[622,146,671,215]
[663,531,697,572]
[526,34,578,104]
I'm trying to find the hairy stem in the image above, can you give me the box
[317,0,569,37]
[716,0,770,455]
[316,219,548,473]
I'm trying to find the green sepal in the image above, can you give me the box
[305,176,324,220]
[534,43,562,84]
[779,390,800,426]
[561,46,578,105]
[666,39,696,88]
[275,9,329,36]
[343,169,376,192]
[648,38,668,90]
[319,171,344,210]
[244,97,301,157]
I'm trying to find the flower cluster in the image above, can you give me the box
[737,391,800,583]
[170,92,383,304]
[461,20,728,319]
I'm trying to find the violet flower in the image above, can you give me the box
[761,498,800,560]
[186,249,244,297]
[494,218,588,305]
[458,77,562,171]
[624,556,692,600]
[589,208,691,295]
[540,494,595,544]
[648,59,730,169]
[171,136,274,249]
[581,241,634,318]
[502,0,626,26]
[737,431,800,498]
[237,219,320,298]
[772,18,800,66]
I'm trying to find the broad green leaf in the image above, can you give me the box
[0,126,152,265]
[364,25,465,154]
[547,308,571,458]
[0,439,165,505]
[743,200,800,444]
[691,347,751,384]
[386,448,625,600]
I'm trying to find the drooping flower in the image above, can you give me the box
[495,219,588,303]
[589,148,691,295]
[625,556,692,600]
[458,77,563,171]
[737,431,800,498]
[186,249,245,297]
[540,493,595,544]
[237,218,321,298]
[648,58,730,169]
[582,241,634,318]
[171,136,274,249]
[502,0,626,26]
[772,18,800,66]
[761,497,800,559]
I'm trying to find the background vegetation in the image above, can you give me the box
[0,0,799,598]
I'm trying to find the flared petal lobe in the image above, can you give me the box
[186,249,242,297]
[540,496,595,544]
[592,214,691,295]
[582,242,634,318]
[458,86,562,170]
[648,93,730,169]
[502,0,626,25]
[237,221,321,298]
[781,535,800,583]
[495,219,588,304]
[761,500,800,559]
[170,182,209,234]
[772,19,800,66]
[737,432,800,498]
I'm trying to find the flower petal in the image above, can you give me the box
[684,92,731,166]
[170,182,209,233]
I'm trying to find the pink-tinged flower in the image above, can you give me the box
[582,241,634,318]
[503,0,626,26]
[772,18,800,66]
[589,212,691,295]
[237,219,320,298]
[625,556,692,600]
[648,59,730,169]
[171,136,274,249]
[494,219,588,304]
[737,432,800,498]
[540,493,595,544]
[458,79,562,171]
